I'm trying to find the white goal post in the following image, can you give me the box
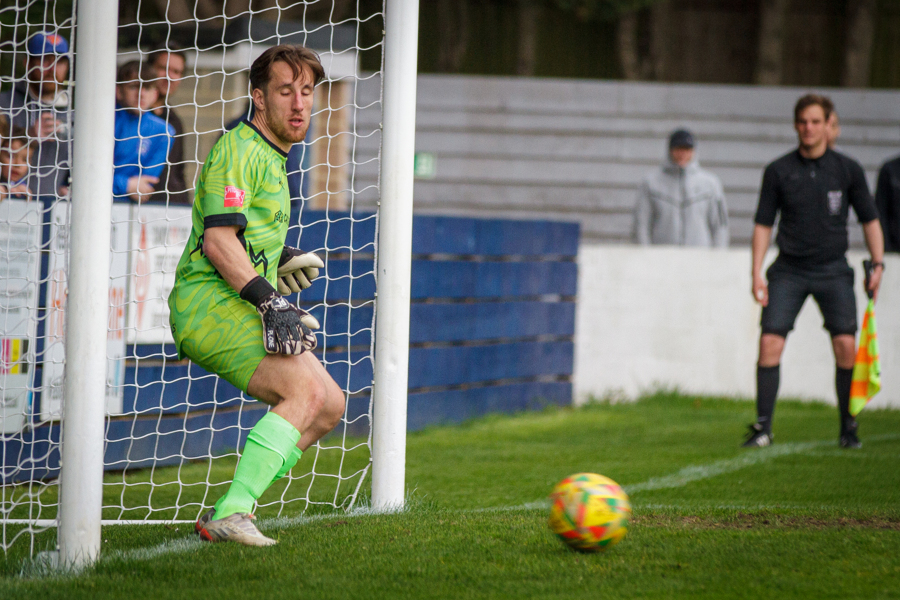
[0,0,418,568]
[58,0,119,567]
[371,0,419,512]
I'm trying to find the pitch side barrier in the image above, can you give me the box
[0,197,578,484]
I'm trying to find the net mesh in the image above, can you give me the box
[1,0,385,557]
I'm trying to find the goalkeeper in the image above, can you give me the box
[167,45,344,547]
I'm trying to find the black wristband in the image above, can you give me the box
[240,276,276,307]
[872,261,885,270]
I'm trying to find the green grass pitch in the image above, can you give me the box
[2,391,900,599]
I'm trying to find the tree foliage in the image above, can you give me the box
[551,0,668,21]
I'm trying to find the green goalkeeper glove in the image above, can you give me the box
[240,276,319,355]
[277,247,324,295]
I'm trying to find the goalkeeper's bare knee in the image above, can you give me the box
[281,355,342,423]
[287,363,344,430]
[298,387,345,450]
[248,353,338,433]
[279,368,328,418]
[319,383,345,432]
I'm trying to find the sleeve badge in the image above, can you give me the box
[224,185,246,208]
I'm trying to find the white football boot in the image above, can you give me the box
[195,508,277,547]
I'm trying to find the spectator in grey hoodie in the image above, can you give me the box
[632,129,729,247]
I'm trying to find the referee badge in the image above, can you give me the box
[827,190,842,215]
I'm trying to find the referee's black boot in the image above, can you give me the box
[839,419,862,449]
[742,423,773,448]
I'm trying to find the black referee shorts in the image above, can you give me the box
[760,257,857,338]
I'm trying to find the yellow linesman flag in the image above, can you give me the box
[850,298,881,417]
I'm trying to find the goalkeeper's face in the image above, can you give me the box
[258,60,315,147]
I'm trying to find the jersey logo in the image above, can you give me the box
[244,239,269,275]
[224,185,246,208]
[827,190,843,215]
[189,234,205,258]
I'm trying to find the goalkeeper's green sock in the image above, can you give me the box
[213,412,301,520]
[272,445,303,485]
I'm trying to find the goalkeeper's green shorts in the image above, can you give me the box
[169,286,266,395]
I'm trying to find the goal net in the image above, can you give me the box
[1,0,387,558]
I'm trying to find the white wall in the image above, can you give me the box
[574,245,900,409]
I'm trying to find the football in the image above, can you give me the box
[548,472,632,552]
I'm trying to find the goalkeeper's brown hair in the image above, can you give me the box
[794,93,834,123]
[249,45,325,94]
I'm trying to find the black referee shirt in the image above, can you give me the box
[875,155,900,253]
[754,148,879,265]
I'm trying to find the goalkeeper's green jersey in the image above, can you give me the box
[168,121,290,357]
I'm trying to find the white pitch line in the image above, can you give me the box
[18,432,900,574]
[261,506,378,530]
[483,432,900,510]
[18,536,207,578]
[625,439,826,493]
[488,441,835,509]
[101,536,203,563]
[472,500,550,513]
[626,432,900,494]
[92,510,373,567]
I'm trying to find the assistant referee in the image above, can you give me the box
[746,94,885,449]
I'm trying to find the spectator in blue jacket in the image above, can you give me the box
[113,60,173,202]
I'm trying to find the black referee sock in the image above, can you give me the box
[836,366,854,431]
[756,365,780,432]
